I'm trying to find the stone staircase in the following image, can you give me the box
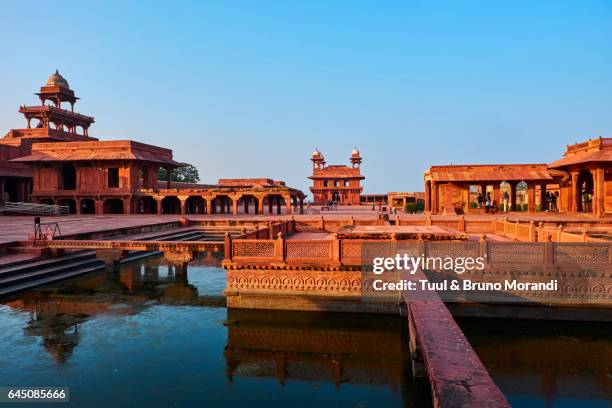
[0,228,222,298]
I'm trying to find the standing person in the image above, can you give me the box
[477,193,484,209]
[503,191,510,212]
[552,192,559,212]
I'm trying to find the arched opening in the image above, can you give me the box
[139,196,157,214]
[59,163,77,190]
[80,199,96,214]
[57,198,77,214]
[514,181,528,211]
[161,196,181,214]
[103,198,124,214]
[39,198,54,206]
[211,195,232,214]
[577,170,594,212]
[186,196,205,214]
[3,178,20,202]
[500,182,511,212]
[240,195,258,214]
[263,195,285,215]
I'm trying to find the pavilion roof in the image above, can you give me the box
[548,147,612,168]
[427,164,553,182]
[12,140,182,166]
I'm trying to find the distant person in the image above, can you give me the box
[477,193,484,209]
[552,192,558,212]
[485,193,492,213]
[503,191,510,212]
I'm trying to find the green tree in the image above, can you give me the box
[158,164,200,183]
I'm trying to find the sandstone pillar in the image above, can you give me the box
[424,181,431,212]
[284,195,292,215]
[594,168,605,217]
[527,183,535,213]
[570,172,579,212]
[431,182,438,214]
[95,199,104,215]
[233,196,239,215]
[178,196,188,215]
[509,183,517,211]
[255,197,262,215]
[539,184,547,211]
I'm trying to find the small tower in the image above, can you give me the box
[311,149,326,170]
[14,70,95,138]
[36,70,79,111]
[350,147,362,168]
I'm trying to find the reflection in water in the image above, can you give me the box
[459,317,612,408]
[226,310,411,389]
[3,253,225,365]
[0,254,422,407]
[0,253,608,407]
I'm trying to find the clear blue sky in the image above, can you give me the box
[1,1,611,195]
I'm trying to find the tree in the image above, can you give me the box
[158,164,200,183]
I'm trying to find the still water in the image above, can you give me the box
[0,254,427,407]
[0,254,609,407]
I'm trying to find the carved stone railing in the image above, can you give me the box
[225,235,612,268]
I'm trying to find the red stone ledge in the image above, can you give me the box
[406,296,510,408]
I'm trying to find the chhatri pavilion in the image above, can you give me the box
[1,71,305,215]
[424,137,612,217]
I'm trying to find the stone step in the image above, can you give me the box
[0,251,93,276]
[0,264,105,298]
[0,257,102,288]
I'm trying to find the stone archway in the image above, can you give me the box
[103,198,124,214]
[186,196,206,214]
[139,196,158,214]
[57,198,77,214]
[80,198,96,214]
[161,196,181,214]
[239,195,259,214]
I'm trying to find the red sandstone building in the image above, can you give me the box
[1,72,305,215]
[424,137,612,217]
[309,149,364,205]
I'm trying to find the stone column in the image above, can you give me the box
[178,196,188,215]
[233,196,240,215]
[75,199,82,215]
[255,196,262,215]
[509,182,517,211]
[166,167,172,189]
[424,181,431,212]
[201,196,209,214]
[594,168,605,217]
[570,172,579,212]
[539,184,547,211]
[527,183,536,213]
[276,196,282,215]
[123,197,132,214]
[431,182,438,214]
[299,198,304,214]
[95,199,104,215]
[155,196,163,215]
[284,195,292,215]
